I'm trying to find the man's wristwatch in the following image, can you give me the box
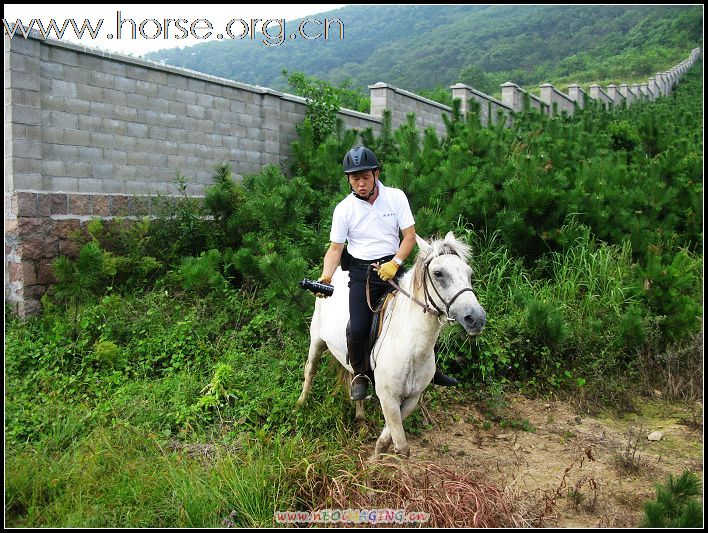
[393,257,403,266]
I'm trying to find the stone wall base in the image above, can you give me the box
[5,190,184,318]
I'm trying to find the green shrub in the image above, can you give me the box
[607,119,641,153]
[642,471,703,527]
[91,339,126,370]
[637,247,702,341]
[179,249,230,295]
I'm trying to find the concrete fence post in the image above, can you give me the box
[567,84,585,109]
[648,77,660,100]
[606,84,621,107]
[368,81,392,117]
[450,83,473,116]
[500,82,522,112]
[631,83,643,102]
[655,73,667,96]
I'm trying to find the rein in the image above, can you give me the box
[367,255,474,322]
[385,276,442,317]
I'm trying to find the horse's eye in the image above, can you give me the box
[433,270,443,278]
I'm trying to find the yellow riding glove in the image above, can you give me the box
[377,260,400,281]
[315,276,332,298]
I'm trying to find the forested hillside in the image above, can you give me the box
[145,5,702,94]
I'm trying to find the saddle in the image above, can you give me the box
[346,290,397,386]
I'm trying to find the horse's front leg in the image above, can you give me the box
[376,395,422,459]
[378,397,410,457]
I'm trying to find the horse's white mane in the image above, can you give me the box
[409,232,471,293]
[425,235,471,263]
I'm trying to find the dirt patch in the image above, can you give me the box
[385,391,703,527]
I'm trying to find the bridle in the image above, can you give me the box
[379,253,474,323]
[421,255,475,322]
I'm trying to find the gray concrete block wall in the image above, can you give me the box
[7,34,394,201]
[528,92,549,114]
[513,48,701,115]
[8,39,272,197]
[539,84,576,115]
[450,84,512,127]
[340,108,383,135]
[5,36,42,193]
[272,95,382,172]
[278,97,307,170]
[567,85,586,109]
[7,34,699,204]
[501,82,549,114]
[590,85,612,107]
[369,82,450,137]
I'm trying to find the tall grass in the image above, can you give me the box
[436,221,664,400]
[6,421,356,527]
[5,286,360,527]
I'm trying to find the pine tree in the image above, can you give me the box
[642,471,703,527]
[52,241,109,340]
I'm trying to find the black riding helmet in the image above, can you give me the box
[343,146,379,174]
[343,146,380,201]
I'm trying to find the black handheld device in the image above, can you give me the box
[299,279,334,297]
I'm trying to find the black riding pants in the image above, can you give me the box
[347,258,400,343]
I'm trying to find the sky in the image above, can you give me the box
[4,4,347,56]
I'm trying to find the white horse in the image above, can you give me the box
[297,232,486,458]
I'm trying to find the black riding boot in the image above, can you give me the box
[432,366,459,386]
[347,338,371,401]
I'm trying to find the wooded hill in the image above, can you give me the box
[144,5,702,95]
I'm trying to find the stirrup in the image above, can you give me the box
[350,374,373,401]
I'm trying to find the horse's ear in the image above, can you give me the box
[444,231,457,244]
[416,234,432,256]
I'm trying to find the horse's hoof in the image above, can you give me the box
[394,445,411,458]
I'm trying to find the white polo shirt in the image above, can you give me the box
[330,181,415,260]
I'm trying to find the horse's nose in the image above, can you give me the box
[464,310,486,331]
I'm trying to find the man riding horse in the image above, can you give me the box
[315,146,458,401]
